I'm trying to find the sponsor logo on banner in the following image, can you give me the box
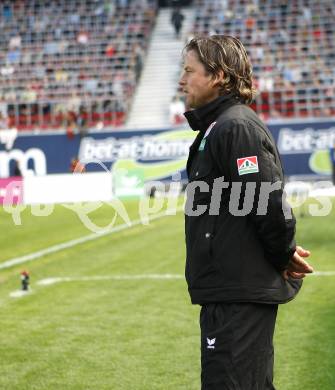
[0,128,18,150]
[237,156,259,175]
[79,129,196,181]
[277,127,335,175]
[0,178,23,205]
[277,127,335,154]
[78,130,195,162]
[0,148,47,178]
[113,168,144,198]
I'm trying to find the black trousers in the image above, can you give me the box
[200,302,278,390]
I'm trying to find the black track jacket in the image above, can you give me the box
[184,94,302,305]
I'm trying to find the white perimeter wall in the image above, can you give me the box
[24,172,113,204]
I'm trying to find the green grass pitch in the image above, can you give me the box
[0,198,334,389]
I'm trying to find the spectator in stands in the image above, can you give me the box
[7,47,21,64]
[258,72,274,92]
[117,0,129,8]
[3,2,13,23]
[77,31,89,46]
[21,84,37,103]
[9,34,21,50]
[84,77,99,95]
[66,111,77,140]
[111,74,124,99]
[105,42,116,58]
[0,112,8,128]
[68,93,82,117]
[133,43,144,82]
[171,7,185,39]
[77,106,88,138]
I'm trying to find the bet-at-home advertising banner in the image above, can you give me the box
[0,120,335,182]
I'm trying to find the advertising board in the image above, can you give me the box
[0,177,23,205]
[1,120,335,179]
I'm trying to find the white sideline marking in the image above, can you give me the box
[37,274,184,286]
[9,271,334,299]
[0,208,182,270]
[9,290,32,298]
[36,271,335,286]
[310,271,335,276]
[9,274,184,298]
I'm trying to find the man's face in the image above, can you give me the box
[179,50,220,109]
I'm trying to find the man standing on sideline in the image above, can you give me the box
[179,35,314,389]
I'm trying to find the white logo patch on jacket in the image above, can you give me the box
[237,156,259,175]
[206,337,216,349]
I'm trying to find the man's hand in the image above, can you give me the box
[282,246,314,280]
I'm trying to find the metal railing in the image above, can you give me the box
[5,96,130,130]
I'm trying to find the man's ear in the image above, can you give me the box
[211,70,225,88]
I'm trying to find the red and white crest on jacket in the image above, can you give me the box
[237,156,259,175]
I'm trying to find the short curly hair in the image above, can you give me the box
[183,35,256,105]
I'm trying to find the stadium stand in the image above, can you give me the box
[0,0,157,130]
[181,0,335,120]
[1,0,335,131]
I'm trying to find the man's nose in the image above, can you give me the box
[179,75,185,86]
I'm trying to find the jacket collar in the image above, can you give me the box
[184,93,239,133]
